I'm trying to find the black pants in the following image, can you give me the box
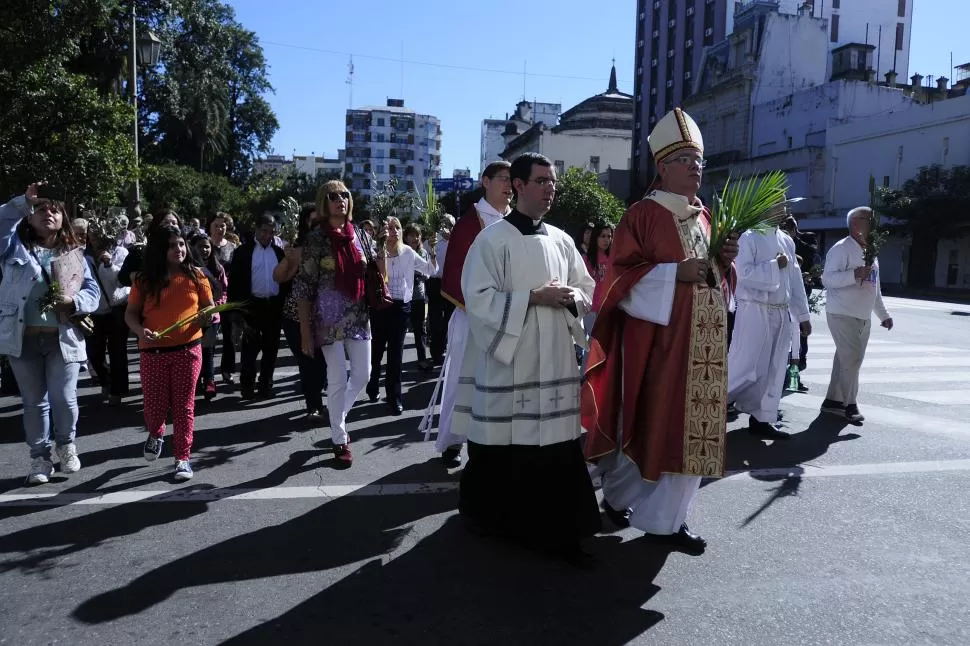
[240,298,283,392]
[220,316,236,376]
[281,317,327,413]
[86,304,130,397]
[368,300,411,407]
[410,298,428,363]
[426,278,449,361]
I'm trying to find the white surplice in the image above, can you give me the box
[424,199,508,452]
[452,219,594,446]
[727,228,810,422]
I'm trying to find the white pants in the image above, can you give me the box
[825,312,871,406]
[433,309,470,453]
[728,303,792,423]
[322,339,371,446]
[598,451,702,535]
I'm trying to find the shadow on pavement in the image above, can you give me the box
[62,460,669,644]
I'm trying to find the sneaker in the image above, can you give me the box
[143,434,163,462]
[845,404,865,423]
[55,443,81,474]
[204,379,217,400]
[334,444,353,467]
[820,399,846,415]
[174,460,193,481]
[26,456,55,485]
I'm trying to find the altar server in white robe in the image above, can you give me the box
[454,152,601,563]
[728,206,812,439]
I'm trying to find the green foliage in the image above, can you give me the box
[140,163,246,223]
[369,176,420,225]
[876,165,970,239]
[546,167,626,236]
[709,170,790,259]
[243,169,341,220]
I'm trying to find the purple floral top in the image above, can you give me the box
[293,228,372,346]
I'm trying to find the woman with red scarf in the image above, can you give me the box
[294,181,375,467]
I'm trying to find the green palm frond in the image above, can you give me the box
[709,170,790,258]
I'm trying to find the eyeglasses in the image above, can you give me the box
[529,177,557,187]
[667,155,708,169]
[328,191,351,201]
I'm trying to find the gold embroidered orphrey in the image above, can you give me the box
[669,206,727,478]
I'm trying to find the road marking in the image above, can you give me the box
[882,391,970,405]
[800,370,970,385]
[782,393,970,437]
[4,459,970,507]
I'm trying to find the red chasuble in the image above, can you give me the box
[582,194,733,482]
[440,202,484,310]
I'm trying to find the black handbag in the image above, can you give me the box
[356,226,392,312]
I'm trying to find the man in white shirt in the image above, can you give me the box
[228,213,287,400]
[820,207,893,424]
[727,205,812,439]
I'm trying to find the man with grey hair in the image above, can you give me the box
[820,206,893,424]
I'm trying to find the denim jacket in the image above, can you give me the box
[0,195,101,361]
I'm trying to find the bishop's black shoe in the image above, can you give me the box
[602,500,632,528]
[748,417,792,440]
[440,445,462,468]
[645,523,707,555]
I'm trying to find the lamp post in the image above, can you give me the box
[130,5,162,209]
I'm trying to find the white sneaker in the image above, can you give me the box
[55,443,81,474]
[26,457,55,485]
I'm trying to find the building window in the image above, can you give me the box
[590,156,600,173]
[832,0,839,7]
[377,118,385,126]
[895,22,904,50]
[883,176,890,187]
[377,165,385,174]
[554,160,565,176]
[830,14,839,42]
[897,0,905,16]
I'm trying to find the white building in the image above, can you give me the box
[480,101,560,174]
[774,0,913,81]
[827,91,970,288]
[345,99,441,199]
[500,65,633,176]
[253,152,345,177]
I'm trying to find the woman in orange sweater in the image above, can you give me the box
[125,225,213,481]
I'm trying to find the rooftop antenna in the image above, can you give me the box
[522,60,527,101]
[346,54,354,108]
[400,41,404,98]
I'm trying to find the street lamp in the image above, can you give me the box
[130,5,162,210]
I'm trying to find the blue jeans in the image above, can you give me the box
[8,332,81,460]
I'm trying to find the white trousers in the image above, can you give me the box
[598,451,702,535]
[825,312,871,406]
[727,303,792,423]
[433,309,470,453]
[322,338,371,446]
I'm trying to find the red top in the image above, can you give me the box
[130,269,213,349]
[439,203,484,310]
[584,255,610,313]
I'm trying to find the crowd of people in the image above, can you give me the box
[1,107,894,567]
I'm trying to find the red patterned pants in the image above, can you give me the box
[140,343,202,461]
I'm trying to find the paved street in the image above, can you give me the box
[1,295,969,645]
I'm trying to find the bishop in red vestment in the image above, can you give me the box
[582,107,737,554]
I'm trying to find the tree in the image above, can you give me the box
[369,177,420,225]
[243,169,341,219]
[876,164,970,287]
[140,163,246,223]
[139,0,278,183]
[546,167,626,238]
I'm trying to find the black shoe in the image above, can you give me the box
[796,382,809,393]
[548,542,595,569]
[388,402,403,416]
[602,500,632,528]
[256,386,273,400]
[820,398,845,415]
[748,418,791,440]
[240,386,256,400]
[645,523,706,555]
[417,359,434,372]
[366,386,379,403]
[441,445,462,468]
[844,404,865,424]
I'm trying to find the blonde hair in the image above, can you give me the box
[316,180,354,224]
[385,216,406,256]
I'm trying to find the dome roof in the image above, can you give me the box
[555,62,634,133]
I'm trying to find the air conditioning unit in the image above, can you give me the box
[666,79,674,87]
[653,1,660,9]
[705,27,713,36]
[687,7,695,16]
[651,58,658,67]
[685,71,692,79]
[668,49,675,58]
[669,19,676,28]
[651,87,657,95]
[686,38,693,48]
[653,30,659,38]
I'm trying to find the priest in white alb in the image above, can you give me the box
[454,152,600,563]
[727,203,812,439]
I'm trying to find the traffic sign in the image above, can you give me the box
[456,177,474,191]
[432,178,454,192]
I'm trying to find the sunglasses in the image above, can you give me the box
[328,191,351,201]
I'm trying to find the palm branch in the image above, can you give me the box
[418,179,443,233]
[863,211,888,267]
[708,170,790,259]
[151,301,247,340]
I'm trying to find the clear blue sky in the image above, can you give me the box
[226,0,967,175]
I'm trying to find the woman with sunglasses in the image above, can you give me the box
[294,181,375,466]
[275,202,328,420]
[0,183,102,484]
[366,216,437,415]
